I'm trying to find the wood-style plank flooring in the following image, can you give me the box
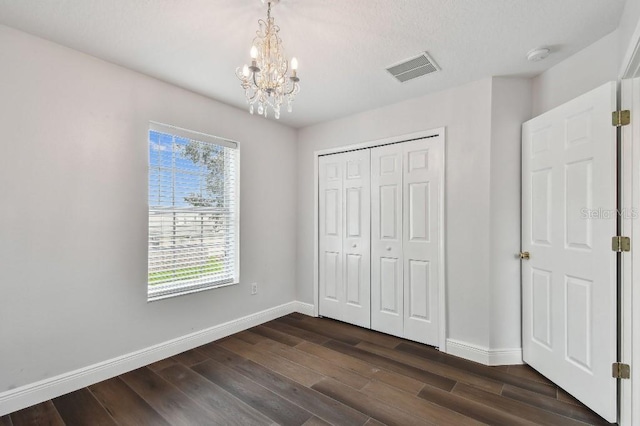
[3,314,614,425]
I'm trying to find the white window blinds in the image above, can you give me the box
[148,123,239,301]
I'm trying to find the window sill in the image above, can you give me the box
[147,279,238,302]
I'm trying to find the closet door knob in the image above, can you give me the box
[386,246,392,251]
[352,243,357,248]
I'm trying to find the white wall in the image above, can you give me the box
[531,30,619,117]
[298,78,533,351]
[488,78,532,350]
[619,0,640,75]
[0,24,297,393]
[532,0,640,115]
[297,77,531,354]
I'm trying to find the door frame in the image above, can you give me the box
[620,77,639,426]
[312,127,447,351]
[620,21,640,425]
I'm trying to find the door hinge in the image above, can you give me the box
[612,362,630,379]
[612,236,631,252]
[612,110,631,127]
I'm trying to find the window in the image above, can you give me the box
[147,122,239,301]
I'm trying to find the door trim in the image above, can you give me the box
[620,77,639,426]
[612,17,640,425]
[313,127,447,351]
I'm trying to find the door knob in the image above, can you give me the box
[386,246,392,251]
[352,243,357,248]
[519,251,530,260]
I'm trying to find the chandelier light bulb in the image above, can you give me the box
[242,64,250,77]
[291,57,298,70]
[250,45,258,59]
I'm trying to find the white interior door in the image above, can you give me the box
[402,139,442,346]
[521,81,617,422]
[371,144,405,337]
[319,150,371,328]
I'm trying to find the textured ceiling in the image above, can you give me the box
[0,0,626,128]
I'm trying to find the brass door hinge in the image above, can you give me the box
[612,362,630,379]
[613,110,631,127]
[612,236,631,252]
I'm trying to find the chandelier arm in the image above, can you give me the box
[247,90,260,102]
[285,78,299,95]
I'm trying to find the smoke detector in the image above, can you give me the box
[386,52,440,83]
[527,47,550,62]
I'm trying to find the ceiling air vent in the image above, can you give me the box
[386,52,440,83]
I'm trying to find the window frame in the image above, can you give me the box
[147,122,240,302]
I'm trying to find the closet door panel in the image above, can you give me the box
[403,139,442,346]
[320,136,443,344]
[319,156,344,320]
[319,150,371,328]
[342,150,371,328]
[380,257,401,313]
[371,145,404,337]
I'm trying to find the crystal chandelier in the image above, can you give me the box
[235,0,300,119]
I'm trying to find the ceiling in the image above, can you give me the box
[0,0,627,128]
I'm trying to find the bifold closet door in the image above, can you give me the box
[402,139,442,345]
[370,144,404,337]
[318,150,371,328]
[371,139,442,346]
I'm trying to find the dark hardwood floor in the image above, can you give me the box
[2,314,614,425]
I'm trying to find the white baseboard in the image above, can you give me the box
[0,300,306,417]
[445,338,523,366]
[293,301,315,317]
